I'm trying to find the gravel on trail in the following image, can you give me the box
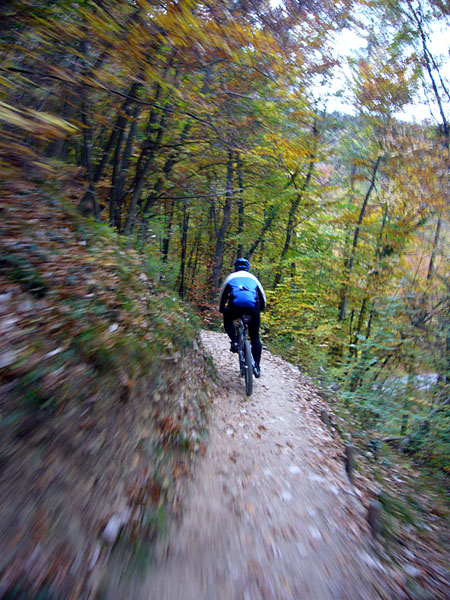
[145,330,391,600]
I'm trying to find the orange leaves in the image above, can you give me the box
[350,41,419,121]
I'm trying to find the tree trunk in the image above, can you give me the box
[365,309,374,340]
[427,214,442,282]
[247,205,278,259]
[409,3,450,146]
[351,298,368,359]
[110,115,127,227]
[124,104,169,234]
[49,92,78,160]
[349,308,355,348]
[400,368,415,436]
[338,155,382,320]
[115,101,141,231]
[132,84,163,183]
[236,152,244,259]
[178,201,190,299]
[161,200,175,263]
[187,233,201,291]
[211,149,235,300]
[273,118,318,288]
[139,121,192,227]
[78,82,140,214]
[80,99,100,220]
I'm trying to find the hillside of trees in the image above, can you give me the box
[1,0,449,596]
[4,0,447,469]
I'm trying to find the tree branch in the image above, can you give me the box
[2,66,221,134]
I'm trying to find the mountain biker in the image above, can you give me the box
[218,257,266,378]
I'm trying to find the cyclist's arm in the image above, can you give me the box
[256,281,266,311]
[218,281,231,313]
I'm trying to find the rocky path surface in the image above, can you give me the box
[145,331,389,600]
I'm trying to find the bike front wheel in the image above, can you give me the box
[244,339,253,396]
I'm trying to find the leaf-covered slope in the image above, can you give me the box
[0,191,215,598]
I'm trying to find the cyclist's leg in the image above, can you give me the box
[223,307,239,349]
[247,308,262,367]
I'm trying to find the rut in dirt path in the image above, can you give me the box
[145,330,390,600]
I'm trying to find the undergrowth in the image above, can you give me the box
[0,191,214,598]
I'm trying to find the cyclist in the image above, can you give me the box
[218,257,266,378]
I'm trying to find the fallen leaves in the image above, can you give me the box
[0,192,215,598]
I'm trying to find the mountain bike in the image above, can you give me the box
[236,314,255,396]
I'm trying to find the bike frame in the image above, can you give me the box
[236,315,255,395]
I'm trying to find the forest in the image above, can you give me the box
[1,0,449,575]
[12,0,450,464]
[2,0,449,467]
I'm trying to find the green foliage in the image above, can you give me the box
[0,585,56,600]
[1,0,449,487]
[0,249,47,296]
[0,4,449,598]
[380,489,417,541]
[407,406,450,471]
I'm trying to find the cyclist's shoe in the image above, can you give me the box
[230,341,239,353]
[254,365,261,378]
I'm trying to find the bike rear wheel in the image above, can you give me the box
[244,339,253,396]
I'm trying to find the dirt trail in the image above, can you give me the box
[145,331,389,600]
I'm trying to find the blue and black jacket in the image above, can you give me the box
[218,270,266,313]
